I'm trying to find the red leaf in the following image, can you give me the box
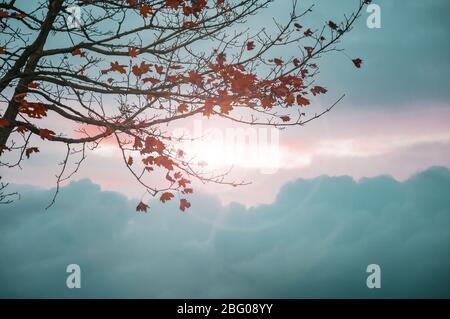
[140,4,152,17]
[246,41,255,51]
[274,58,283,66]
[352,58,363,68]
[179,198,191,211]
[160,192,174,203]
[143,77,161,85]
[304,46,313,57]
[110,61,127,74]
[280,115,290,122]
[296,95,310,106]
[293,58,301,67]
[39,129,55,140]
[328,20,338,30]
[311,86,327,96]
[294,23,302,30]
[304,28,313,37]
[71,48,85,57]
[128,47,139,58]
[136,201,149,212]
[127,156,133,166]
[25,147,39,158]
[177,103,189,113]
[166,0,182,9]
[178,177,191,188]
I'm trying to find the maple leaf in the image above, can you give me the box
[25,147,39,158]
[328,20,338,30]
[304,46,313,57]
[183,21,198,28]
[274,58,283,66]
[154,155,174,170]
[16,125,28,133]
[179,198,191,211]
[39,129,55,140]
[128,46,139,58]
[285,93,295,106]
[293,58,301,67]
[280,115,290,122]
[174,171,182,179]
[133,137,143,149]
[143,77,161,85]
[202,100,215,117]
[304,28,313,37]
[166,0,182,9]
[27,82,40,89]
[352,58,363,68]
[127,156,134,166]
[136,201,149,212]
[178,177,191,188]
[110,61,127,74]
[246,41,255,51]
[140,4,152,17]
[182,188,193,194]
[143,136,165,154]
[132,61,151,77]
[294,23,302,30]
[296,95,310,106]
[71,48,85,57]
[311,86,327,96]
[220,103,233,114]
[177,103,189,113]
[216,52,226,66]
[154,64,164,75]
[18,101,48,119]
[0,119,9,128]
[160,192,174,203]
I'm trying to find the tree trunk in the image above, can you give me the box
[0,0,64,150]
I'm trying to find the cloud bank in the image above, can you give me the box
[1,167,450,298]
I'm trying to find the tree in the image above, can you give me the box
[0,0,367,210]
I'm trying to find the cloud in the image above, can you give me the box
[1,167,450,298]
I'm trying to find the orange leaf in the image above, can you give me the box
[127,156,134,166]
[160,192,174,203]
[25,147,39,158]
[27,82,40,89]
[280,115,290,122]
[128,47,139,58]
[136,201,149,212]
[177,103,189,113]
[179,198,191,211]
[39,129,55,140]
[296,95,310,106]
[110,61,127,74]
[140,4,152,17]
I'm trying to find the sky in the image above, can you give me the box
[1,0,450,298]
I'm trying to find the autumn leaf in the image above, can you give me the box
[166,0,182,9]
[296,95,310,106]
[0,47,6,54]
[143,77,161,85]
[328,20,338,30]
[202,100,215,117]
[39,129,55,140]
[177,103,189,113]
[178,177,191,188]
[140,4,152,17]
[183,21,199,28]
[136,201,149,212]
[27,82,40,89]
[280,115,290,122]
[220,103,233,114]
[0,10,9,18]
[352,58,363,68]
[304,46,313,57]
[160,192,174,203]
[110,61,127,74]
[179,198,191,211]
[274,58,283,66]
[0,119,9,128]
[25,147,39,158]
[293,58,301,67]
[71,48,85,57]
[127,156,133,166]
[304,28,313,37]
[18,101,48,119]
[16,125,28,133]
[311,86,327,96]
[154,64,164,75]
[216,52,226,66]
[128,46,139,58]
[294,23,302,30]
[133,137,143,149]
[132,61,151,77]
[246,41,255,51]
